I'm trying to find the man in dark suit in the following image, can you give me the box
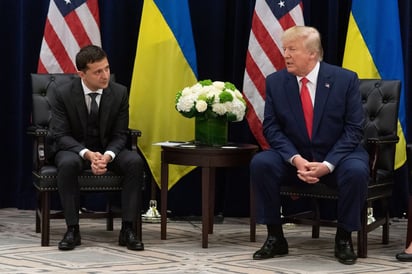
[250,26,369,265]
[51,45,144,251]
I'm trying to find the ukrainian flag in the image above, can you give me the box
[129,0,198,189]
[342,0,407,169]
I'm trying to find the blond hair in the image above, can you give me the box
[282,26,323,61]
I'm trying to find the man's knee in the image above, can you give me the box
[338,157,368,177]
[119,151,144,178]
[130,153,143,170]
[250,151,278,174]
[55,151,82,171]
[347,161,369,182]
[337,159,369,193]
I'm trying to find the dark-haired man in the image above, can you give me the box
[51,45,144,251]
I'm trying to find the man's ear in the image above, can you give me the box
[309,51,317,59]
[77,70,85,79]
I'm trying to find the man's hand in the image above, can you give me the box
[293,156,330,184]
[85,151,109,175]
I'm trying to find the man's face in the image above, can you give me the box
[78,57,110,91]
[282,39,314,77]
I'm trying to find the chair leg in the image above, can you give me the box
[106,202,114,231]
[311,199,320,238]
[357,204,368,258]
[382,200,390,245]
[137,188,143,241]
[250,182,256,242]
[137,215,142,240]
[41,192,51,246]
[35,192,41,233]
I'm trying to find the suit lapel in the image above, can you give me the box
[99,85,112,135]
[285,74,309,138]
[312,63,334,138]
[73,79,88,131]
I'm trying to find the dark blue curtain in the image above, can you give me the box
[2,0,411,217]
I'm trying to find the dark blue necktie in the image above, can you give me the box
[88,93,99,124]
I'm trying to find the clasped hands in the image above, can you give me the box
[86,151,111,175]
[293,155,330,184]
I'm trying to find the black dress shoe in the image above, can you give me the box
[253,236,288,260]
[58,228,81,251]
[396,251,412,262]
[334,239,357,265]
[119,229,144,251]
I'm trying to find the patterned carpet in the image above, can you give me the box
[0,208,411,273]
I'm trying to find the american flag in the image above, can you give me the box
[38,0,101,73]
[243,0,304,149]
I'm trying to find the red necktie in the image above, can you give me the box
[300,77,313,139]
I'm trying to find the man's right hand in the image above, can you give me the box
[293,155,320,184]
[85,151,108,175]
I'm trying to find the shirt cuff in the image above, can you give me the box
[322,161,335,173]
[105,151,115,162]
[79,148,88,159]
[289,154,300,166]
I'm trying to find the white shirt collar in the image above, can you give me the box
[81,79,103,95]
[297,62,320,85]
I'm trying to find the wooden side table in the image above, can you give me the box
[160,143,258,248]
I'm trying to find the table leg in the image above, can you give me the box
[208,167,216,234]
[202,167,211,248]
[250,182,256,242]
[161,159,168,240]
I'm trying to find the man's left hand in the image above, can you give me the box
[297,162,330,184]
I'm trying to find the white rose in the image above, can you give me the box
[176,95,195,112]
[212,103,227,115]
[230,100,246,121]
[212,81,225,90]
[195,100,208,113]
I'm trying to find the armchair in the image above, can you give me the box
[250,79,401,258]
[29,73,144,246]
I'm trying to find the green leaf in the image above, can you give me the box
[219,90,233,103]
[199,79,212,86]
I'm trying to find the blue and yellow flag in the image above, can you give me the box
[129,0,198,189]
[342,0,406,169]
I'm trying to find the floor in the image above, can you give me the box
[0,208,411,273]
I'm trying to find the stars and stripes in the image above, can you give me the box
[38,0,101,73]
[243,0,304,149]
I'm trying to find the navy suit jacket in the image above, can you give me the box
[51,78,130,156]
[263,62,367,167]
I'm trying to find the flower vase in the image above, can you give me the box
[195,117,228,146]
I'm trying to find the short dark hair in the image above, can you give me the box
[75,45,107,72]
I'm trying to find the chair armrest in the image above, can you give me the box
[27,126,48,137]
[128,128,149,190]
[128,128,142,152]
[27,127,49,169]
[129,128,142,137]
[367,134,399,182]
[366,135,399,145]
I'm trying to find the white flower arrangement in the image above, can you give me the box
[175,79,247,122]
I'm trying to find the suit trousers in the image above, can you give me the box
[250,149,369,232]
[54,149,144,226]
